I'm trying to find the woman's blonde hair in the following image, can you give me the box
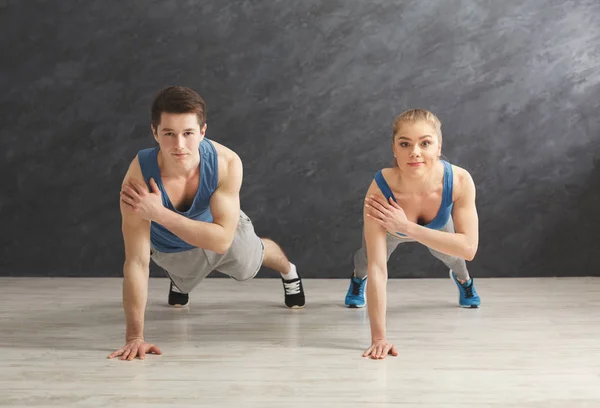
[392,108,442,142]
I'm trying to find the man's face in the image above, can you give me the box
[152,112,206,166]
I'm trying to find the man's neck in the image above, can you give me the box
[157,150,201,179]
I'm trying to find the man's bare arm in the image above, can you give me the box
[120,157,151,341]
[109,157,163,361]
[152,154,243,254]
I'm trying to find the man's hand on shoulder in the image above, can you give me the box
[121,177,165,222]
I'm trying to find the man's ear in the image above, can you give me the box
[151,125,159,143]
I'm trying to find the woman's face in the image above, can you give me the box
[392,121,441,173]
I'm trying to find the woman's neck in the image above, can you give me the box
[393,161,443,194]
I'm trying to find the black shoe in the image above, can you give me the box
[168,281,190,307]
[281,274,305,309]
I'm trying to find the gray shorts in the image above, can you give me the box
[150,210,264,293]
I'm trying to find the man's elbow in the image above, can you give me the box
[212,235,235,255]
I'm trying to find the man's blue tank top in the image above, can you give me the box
[374,160,454,236]
[137,138,219,253]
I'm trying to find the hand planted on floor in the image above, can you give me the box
[363,339,399,360]
[108,338,162,361]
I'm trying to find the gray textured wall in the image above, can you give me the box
[1,0,599,278]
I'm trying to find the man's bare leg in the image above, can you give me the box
[261,238,305,308]
[261,238,293,276]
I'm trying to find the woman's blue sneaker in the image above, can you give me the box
[345,274,367,308]
[450,270,481,308]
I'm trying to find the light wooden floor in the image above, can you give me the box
[1,277,599,408]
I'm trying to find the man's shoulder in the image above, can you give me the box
[207,139,240,163]
[206,138,240,170]
[205,140,242,190]
[122,153,146,184]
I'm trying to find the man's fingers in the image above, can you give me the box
[120,348,131,360]
[378,345,388,359]
[110,342,160,361]
[127,346,139,361]
[364,342,398,360]
[149,178,160,194]
[120,186,137,201]
[131,180,149,194]
[122,185,140,198]
[139,344,162,360]
[120,192,136,206]
[123,181,141,196]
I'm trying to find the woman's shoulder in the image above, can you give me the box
[379,167,396,179]
[364,167,395,196]
[448,163,476,201]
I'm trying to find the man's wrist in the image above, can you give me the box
[152,206,169,225]
[126,335,144,342]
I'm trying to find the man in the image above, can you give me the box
[109,86,305,361]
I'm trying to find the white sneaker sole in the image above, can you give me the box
[345,303,366,308]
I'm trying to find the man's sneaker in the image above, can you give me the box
[168,281,190,307]
[281,274,305,309]
[345,274,367,308]
[450,270,480,308]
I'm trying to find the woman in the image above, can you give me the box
[344,109,481,359]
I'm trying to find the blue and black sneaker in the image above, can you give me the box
[450,270,480,308]
[345,273,367,308]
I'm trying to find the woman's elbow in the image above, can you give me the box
[464,242,478,261]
